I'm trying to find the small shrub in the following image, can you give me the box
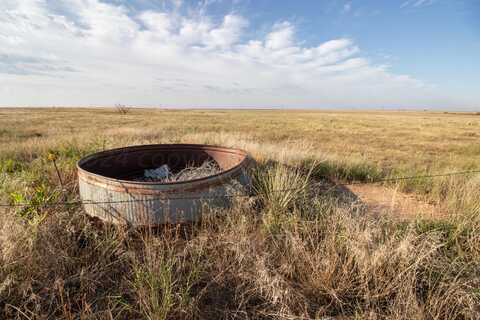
[115,104,131,115]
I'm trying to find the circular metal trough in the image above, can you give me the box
[77,144,252,225]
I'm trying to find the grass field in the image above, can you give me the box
[1,108,479,319]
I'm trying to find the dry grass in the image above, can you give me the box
[0,108,479,319]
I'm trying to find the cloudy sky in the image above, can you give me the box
[0,0,479,109]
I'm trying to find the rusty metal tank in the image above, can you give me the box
[77,144,252,225]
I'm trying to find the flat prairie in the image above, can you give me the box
[1,108,479,319]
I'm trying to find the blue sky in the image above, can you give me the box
[0,0,479,109]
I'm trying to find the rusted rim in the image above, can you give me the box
[77,144,251,192]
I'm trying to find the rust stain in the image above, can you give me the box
[77,144,252,225]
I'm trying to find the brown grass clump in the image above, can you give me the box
[1,108,480,319]
[2,193,479,319]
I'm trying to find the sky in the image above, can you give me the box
[0,0,479,110]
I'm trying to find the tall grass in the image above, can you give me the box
[392,168,480,216]
[2,148,478,319]
[253,162,312,212]
[132,233,203,320]
[1,109,479,319]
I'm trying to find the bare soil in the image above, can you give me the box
[348,184,446,219]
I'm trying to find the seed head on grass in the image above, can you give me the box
[47,152,58,162]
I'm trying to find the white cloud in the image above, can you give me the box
[0,0,462,108]
[401,0,436,9]
[138,11,172,36]
[342,2,352,13]
[209,14,248,49]
[265,22,294,50]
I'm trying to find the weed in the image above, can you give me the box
[0,159,23,174]
[10,183,59,224]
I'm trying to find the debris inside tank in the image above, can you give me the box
[144,164,171,181]
[136,160,222,182]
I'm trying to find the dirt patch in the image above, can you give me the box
[347,184,445,219]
